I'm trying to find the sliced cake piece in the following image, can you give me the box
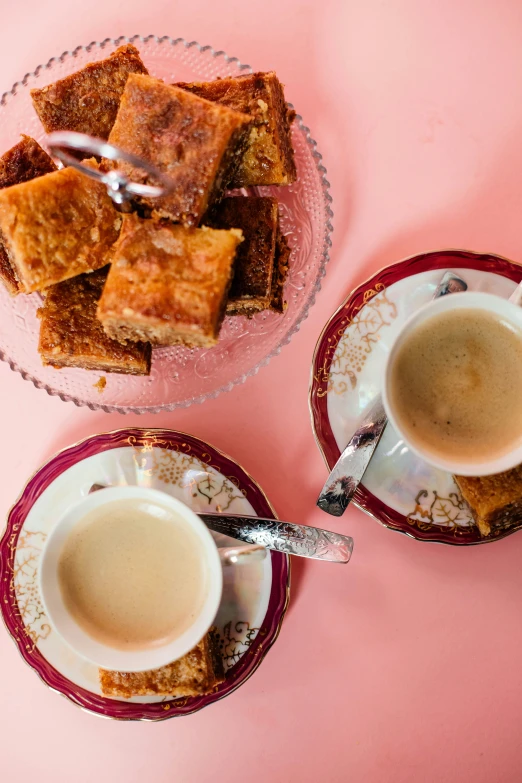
[38,267,151,375]
[106,74,252,225]
[0,135,57,295]
[0,161,121,293]
[0,246,17,297]
[0,134,57,187]
[97,213,242,348]
[454,465,522,537]
[210,196,289,316]
[31,44,148,142]
[99,629,225,698]
[270,229,291,314]
[177,71,296,187]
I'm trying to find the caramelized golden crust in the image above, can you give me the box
[210,196,278,315]
[38,267,151,375]
[177,72,297,187]
[0,135,57,295]
[30,44,148,141]
[0,135,57,188]
[0,162,122,293]
[454,464,522,537]
[97,214,242,347]
[106,75,252,225]
[99,629,225,698]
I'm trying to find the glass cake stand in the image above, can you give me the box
[0,35,333,412]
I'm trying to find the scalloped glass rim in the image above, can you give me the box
[0,34,333,413]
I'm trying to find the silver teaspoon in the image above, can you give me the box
[89,484,353,564]
[316,269,470,517]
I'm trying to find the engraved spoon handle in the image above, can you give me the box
[88,485,353,564]
[316,397,387,517]
[316,270,470,517]
[200,513,353,564]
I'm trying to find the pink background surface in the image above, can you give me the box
[1,1,522,780]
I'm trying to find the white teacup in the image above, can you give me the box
[382,291,522,477]
[39,486,262,672]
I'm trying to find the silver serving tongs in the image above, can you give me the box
[47,131,173,207]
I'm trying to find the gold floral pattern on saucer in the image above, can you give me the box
[310,249,522,545]
[0,429,289,720]
[406,489,473,532]
[13,530,50,645]
[329,289,398,395]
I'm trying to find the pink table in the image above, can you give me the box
[2,1,522,780]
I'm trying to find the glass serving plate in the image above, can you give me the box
[0,35,333,412]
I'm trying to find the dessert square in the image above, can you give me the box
[210,196,289,316]
[0,135,57,295]
[97,213,242,347]
[455,465,522,537]
[0,134,57,188]
[99,629,225,698]
[31,44,148,142]
[0,246,17,297]
[106,74,252,225]
[271,229,291,314]
[0,162,122,293]
[38,267,151,375]
[176,71,297,187]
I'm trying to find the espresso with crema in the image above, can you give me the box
[58,499,207,651]
[389,309,522,464]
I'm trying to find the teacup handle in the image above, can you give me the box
[218,543,267,566]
